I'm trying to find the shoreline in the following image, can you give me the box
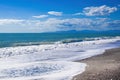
[72,47,120,80]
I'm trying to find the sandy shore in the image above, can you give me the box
[72,48,120,80]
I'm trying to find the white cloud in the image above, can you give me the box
[32,15,48,18]
[35,18,120,31]
[75,5,117,16]
[0,18,120,33]
[0,19,24,25]
[48,11,62,16]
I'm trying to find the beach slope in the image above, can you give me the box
[72,48,120,80]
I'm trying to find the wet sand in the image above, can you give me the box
[72,48,120,80]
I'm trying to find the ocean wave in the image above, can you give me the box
[0,37,120,80]
[1,36,120,48]
[12,42,54,47]
[0,36,120,59]
[56,36,120,44]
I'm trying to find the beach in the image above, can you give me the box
[72,48,120,80]
[0,35,120,80]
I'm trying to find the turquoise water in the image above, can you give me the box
[0,30,120,48]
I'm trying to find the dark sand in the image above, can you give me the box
[72,48,120,80]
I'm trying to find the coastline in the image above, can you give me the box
[72,47,120,80]
[0,37,120,80]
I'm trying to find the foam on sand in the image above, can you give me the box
[0,61,86,80]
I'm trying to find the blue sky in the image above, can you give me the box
[0,0,120,33]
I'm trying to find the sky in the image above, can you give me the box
[0,0,120,33]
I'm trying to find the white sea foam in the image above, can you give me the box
[0,37,120,80]
[0,61,86,80]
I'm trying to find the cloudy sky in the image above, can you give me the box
[0,0,120,33]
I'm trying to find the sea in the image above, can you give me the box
[0,30,120,80]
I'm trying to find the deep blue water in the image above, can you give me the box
[0,30,120,48]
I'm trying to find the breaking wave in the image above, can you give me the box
[0,36,120,80]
